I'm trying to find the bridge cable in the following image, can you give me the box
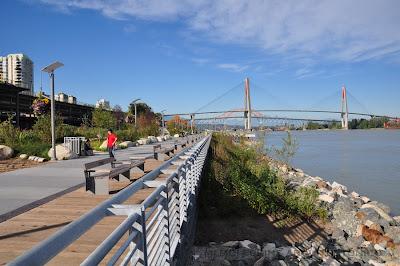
[193,81,244,113]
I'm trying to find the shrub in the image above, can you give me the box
[13,142,51,159]
[92,107,117,129]
[0,116,19,145]
[207,133,326,219]
[115,128,140,142]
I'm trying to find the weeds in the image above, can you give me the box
[206,133,326,219]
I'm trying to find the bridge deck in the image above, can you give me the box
[0,154,181,265]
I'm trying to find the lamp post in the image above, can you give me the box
[160,109,166,136]
[41,61,64,161]
[131,98,141,127]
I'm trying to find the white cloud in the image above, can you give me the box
[36,0,400,63]
[217,63,248,72]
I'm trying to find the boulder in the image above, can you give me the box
[156,136,163,142]
[361,203,394,224]
[385,226,400,243]
[137,138,150,145]
[331,181,347,193]
[48,144,79,160]
[316,180,328,189]
[19,154,28,159]
[319,194,335,204]
[361,225,394,246]
[262,243,277,261]
[221,241,240,248]
[276,246,293,257]
[332,198,361,236]
[173,134,180,138]
[0,145,13,160]
[119,141,135,148]
[147,136,157,143]
[239,240,260,251]
[361,196,371,203]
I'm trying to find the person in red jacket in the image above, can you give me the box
[107,129,118,158]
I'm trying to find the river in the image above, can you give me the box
[263,129,400,215]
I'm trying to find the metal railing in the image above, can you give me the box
[11,134,210,266]
[64,137,86,156]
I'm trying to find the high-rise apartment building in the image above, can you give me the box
[0,53,34,95]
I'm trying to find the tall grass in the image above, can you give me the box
[204,133,326,219]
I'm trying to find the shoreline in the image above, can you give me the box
[190,137,400,265]
[266,157,400,265]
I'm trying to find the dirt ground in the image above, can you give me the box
[0,158,43,174]
[195,213,331,246]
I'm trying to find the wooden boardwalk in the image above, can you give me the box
[0,149,186,265]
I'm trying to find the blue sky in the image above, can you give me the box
[1,0,400,118]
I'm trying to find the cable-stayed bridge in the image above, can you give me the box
[164,78,398,131]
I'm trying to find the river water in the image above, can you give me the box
[263,129,400,215]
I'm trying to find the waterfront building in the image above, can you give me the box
[0,53,34,95]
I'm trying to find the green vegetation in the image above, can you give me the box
[305,117,389,130]
[272,131,299,164]
[306,121,341,130]
[0,116,51,159]
[349,117,389,129]
[92,107,117,129]
[0,95,166,158]
[199,133,326,220]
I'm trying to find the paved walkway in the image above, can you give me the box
[0,138,181,221]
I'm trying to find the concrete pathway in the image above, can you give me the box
[0,138,182,221]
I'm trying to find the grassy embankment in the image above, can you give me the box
[198,133,327,220]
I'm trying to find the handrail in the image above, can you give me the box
[10,134,210,266]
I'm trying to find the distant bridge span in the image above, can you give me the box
[194,116,341,123]
[163,78,398,131]
[165,109,398,120]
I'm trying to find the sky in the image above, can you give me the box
[1,0,400,118]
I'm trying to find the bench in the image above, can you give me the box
[84,157,144,195]
[174,141,187,151]
[154,145,175,161]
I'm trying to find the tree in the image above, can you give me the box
[92,107,117,129]
[128,102,153,117]
[113,105,125,129]
[273,131,299,164]
[166,115,188,135]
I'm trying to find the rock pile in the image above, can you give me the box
[190,240,343,265]
[269,160,400,265]
[191,159,400,265]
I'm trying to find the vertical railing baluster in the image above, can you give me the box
[140,206,148,266]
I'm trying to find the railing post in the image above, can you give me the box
[140,206,149,266]
[164,183,172,264]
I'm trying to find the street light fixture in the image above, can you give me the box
[41,61,64,161]
[131,98,141,127]
[160,109,166,136]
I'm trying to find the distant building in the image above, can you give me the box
[54,92,77,104]
[0,53,34,95]
[96,99,110,109]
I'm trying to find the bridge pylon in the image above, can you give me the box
[244,77,252,131]
[341,86,349,130]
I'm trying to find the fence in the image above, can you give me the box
[64,137,86,156]
[11,134,210,265]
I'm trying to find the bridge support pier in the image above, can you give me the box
[244,77,252,131]
[341,86,349,130]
